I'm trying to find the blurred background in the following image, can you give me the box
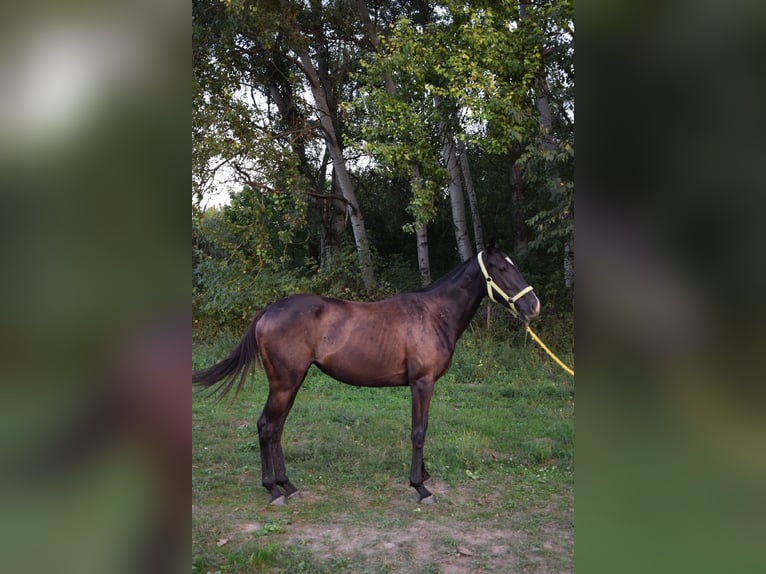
[0,1,189,573]
[577,0,766,571]
[0,0,764,572]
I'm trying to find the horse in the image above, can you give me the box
[192,243,540,505]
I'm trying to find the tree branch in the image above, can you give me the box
[230,162,355,212]
[307,190,353,208]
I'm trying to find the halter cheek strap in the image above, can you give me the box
[477,251,534,317]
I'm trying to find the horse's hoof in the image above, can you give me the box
[420,494,436,504]
[287,490,301,500]
[270,495,286,506]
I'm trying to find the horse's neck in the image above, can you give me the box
[426,259,486,341]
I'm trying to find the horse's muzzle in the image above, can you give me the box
[529,294,541,317]
[517,293,541,325]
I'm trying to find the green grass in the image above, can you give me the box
[193,331,574,573]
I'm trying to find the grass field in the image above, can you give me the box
[192,330,574,573]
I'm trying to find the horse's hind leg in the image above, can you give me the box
[271,412,300,498]
[257,384,302,505]
[257,400,281,504]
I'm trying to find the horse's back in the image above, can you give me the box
[255,293,416,386]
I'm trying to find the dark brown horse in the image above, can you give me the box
[193,243,540,504]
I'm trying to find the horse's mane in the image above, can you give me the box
[416,256,476,294]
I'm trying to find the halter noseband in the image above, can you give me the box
[477,251,534,318]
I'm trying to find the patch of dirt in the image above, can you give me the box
[216,483,573,573]
[284,485,570,573]
[288,519,529,573]
[234,522,262,533]
[236,471,255,484]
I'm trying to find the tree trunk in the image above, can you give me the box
[411,164,431,286]
[441,127,473,261]
[269,63,336,270]
[301,49,376,291]
[322,165,348,266]
[564,242,574,288]
[457,138,484,252]
[415,219,431,286]
[287,2,377,292]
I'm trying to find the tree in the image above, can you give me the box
[280,0,377,292]
[439,104,474,261]
[193,0,378,293]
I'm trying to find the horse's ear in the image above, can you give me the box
[485,238,496,253]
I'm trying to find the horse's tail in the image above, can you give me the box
[192,308,267,399]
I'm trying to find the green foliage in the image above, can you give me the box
[192,185,315,335]
[523,139,574,251]
[303,241,369,301]
[193,212,405,336]
[193,0,575,331]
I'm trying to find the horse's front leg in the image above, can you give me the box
[409,377,435,503]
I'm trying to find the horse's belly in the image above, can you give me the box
[314,337,409,387]
[315,354,409,387]
[311,306,416,386]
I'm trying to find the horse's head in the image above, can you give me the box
[478,243,541,325]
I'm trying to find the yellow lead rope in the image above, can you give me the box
[525,325,575,376]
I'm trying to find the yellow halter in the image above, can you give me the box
[477,251,534,318]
